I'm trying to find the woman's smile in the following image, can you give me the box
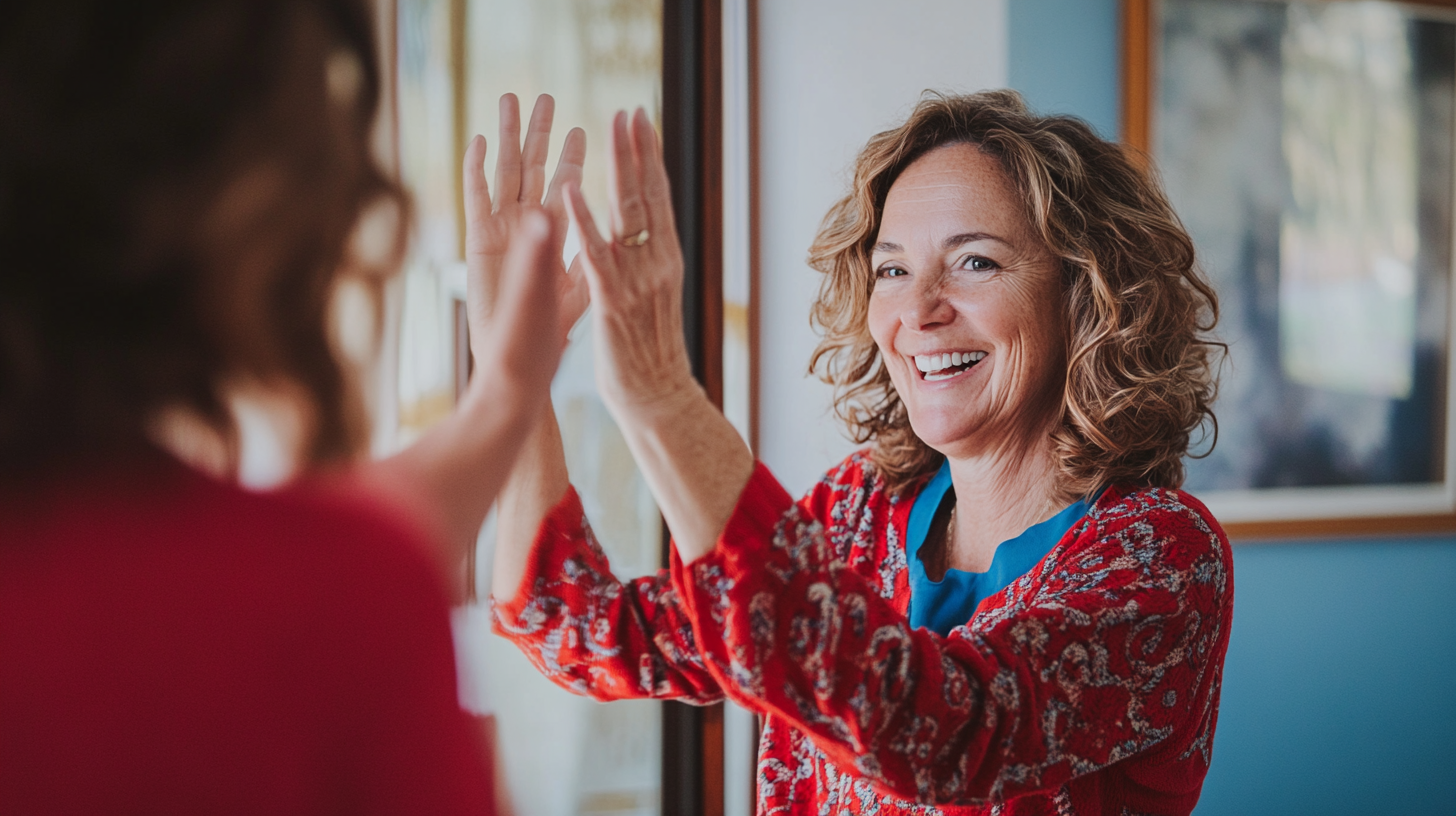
[914,349,988,381]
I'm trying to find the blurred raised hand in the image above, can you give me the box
[463,93,589,355]
[374,205,563,567]
[371,95,586,573]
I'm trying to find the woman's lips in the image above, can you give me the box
[914,350,986,381]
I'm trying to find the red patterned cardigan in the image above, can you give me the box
[493,453,1233,816]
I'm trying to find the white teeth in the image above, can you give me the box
[912,351,987,374]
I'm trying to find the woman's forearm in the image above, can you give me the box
[612,381,755,565]
[368,209,560,586]
[372,372,539,562]
[488,399,731,704]
[491,401,572,601]
[557,108,754,566]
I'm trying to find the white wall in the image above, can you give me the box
[756,0,1010,497]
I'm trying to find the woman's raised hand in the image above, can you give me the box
[564,108,697,418]
[564,108,753,563]
[464,93,589,357]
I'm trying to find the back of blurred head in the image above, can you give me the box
[0,0,403,476]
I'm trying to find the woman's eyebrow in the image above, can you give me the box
[942,231,1007,250]
[873,232,1009,255]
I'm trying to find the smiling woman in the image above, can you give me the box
[811,92,1220,504]
[866,143,1069,571]
[491,90,1235,816]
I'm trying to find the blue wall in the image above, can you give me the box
[1008,0,1121,139]
[1007,3,1456,814]
[1204,540,1456,815]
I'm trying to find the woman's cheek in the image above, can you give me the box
[865,296,897,360]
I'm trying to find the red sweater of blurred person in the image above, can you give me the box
[0,452,494,816]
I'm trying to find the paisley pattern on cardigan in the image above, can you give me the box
[492,511,722,704]
[493,453,1233,815]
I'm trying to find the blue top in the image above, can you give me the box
[905,460,1093,636]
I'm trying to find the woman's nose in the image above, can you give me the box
[902,275,955,330]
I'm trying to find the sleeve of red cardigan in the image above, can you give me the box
[671,462,1232,806]
[491,486,723,704]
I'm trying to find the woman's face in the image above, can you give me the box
[867,143,1066,459]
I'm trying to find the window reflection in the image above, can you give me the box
[395,0,460,443]
[1157,0,1455,492]
[1279,2,1419,399]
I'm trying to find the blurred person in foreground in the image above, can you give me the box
[0,2,575,813]
[490,93,1234,815]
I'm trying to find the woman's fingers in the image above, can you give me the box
[519,94,555,205]
[633,108,678,244]
[493,94,523,211]
[543,127,587,223]
[607,110,648,242]
[560,254,591,337]
[463,135,495,252]
[564,183,615,298]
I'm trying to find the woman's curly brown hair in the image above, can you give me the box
[809,90,1221,498]
[0,0,406,474]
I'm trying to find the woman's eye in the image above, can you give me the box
[876,265,908,279]
[962,255,999,272]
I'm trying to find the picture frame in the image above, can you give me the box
[1123,0,1456,538]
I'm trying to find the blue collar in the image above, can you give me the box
[904,460,1093,635]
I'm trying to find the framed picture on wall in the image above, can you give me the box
[1123,0,1456,537]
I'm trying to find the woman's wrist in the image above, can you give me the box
[463,343,543,416]
[607,372,703,430]
[609,380,755,564]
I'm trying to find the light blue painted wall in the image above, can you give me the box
[1006,4,1456,813]
[1201,539,1456,815]
[1008,0,1121,138]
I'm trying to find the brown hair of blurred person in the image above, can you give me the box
[0,0,406,475]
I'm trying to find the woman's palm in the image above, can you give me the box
[463,93,589,351]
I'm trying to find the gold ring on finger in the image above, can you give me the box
[617,229,650,248]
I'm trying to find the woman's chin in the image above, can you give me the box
[906,415,983,454]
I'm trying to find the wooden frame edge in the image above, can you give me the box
[662,0,726,811]
[1120,0,1152,154]
[746,0,761,460]
[1224,512,1456,542]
